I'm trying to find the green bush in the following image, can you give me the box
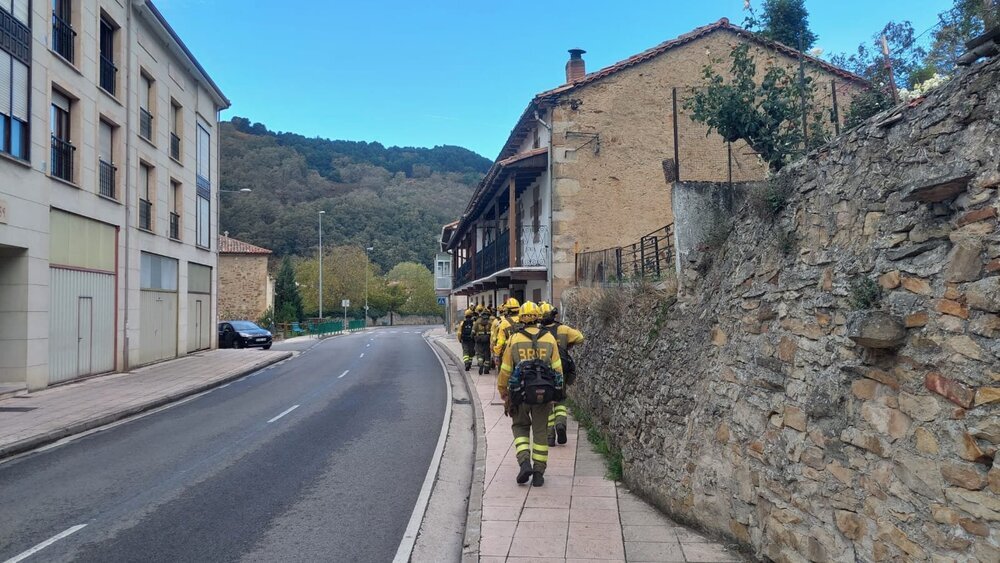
[849,276,883,310]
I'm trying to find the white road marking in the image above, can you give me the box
[4,524,87,563]
[392,335,454,563]
[267,405,299,423]
[366,344,371,347]
[338,370,349,379]
[360,353,365,358]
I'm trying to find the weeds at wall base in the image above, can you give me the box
[567,397,624,482]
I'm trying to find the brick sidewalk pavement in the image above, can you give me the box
[438,333,744,562]
[0,349,291,459]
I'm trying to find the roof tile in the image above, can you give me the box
[219,234,272,255]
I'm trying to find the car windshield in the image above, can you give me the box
[230,321,262,331]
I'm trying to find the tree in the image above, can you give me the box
[274,256,304,323]
[386,262,444,316]
[746,0,818,50]
[927,0,1000,73]
[685,43,826,172]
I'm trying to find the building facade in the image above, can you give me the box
[445,19,868,308]
[218,234,273,323]
[0,0,229,391]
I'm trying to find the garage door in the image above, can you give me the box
[187,262,212,352]
[48,210,117,385]
[139,252,178,366]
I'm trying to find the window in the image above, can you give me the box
[196,123,210,185]
[169,180,181,240]
[139,73,153,141]
[139,163,153,231]
[140,252,177,291]
[51,91,74,182]
[98,120,116,198]
[196,193,210,248]
[99,17,117,95]
[0,39,30,160]
[170,101,181,160]
[52,0,75,63]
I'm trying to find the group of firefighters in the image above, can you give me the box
[456,297,583,487]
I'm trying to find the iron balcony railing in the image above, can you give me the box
[170,132,180,160]
[575,224,676,287]
[455,259,473,288]
[52,14,75,63]
[98,159,116,199]
[169,212,180,240]
[100,55,117,95]
[51,136,75,182]
[139,198,152,231]
[139,108,153,141]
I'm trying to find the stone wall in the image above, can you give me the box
[565,56,1000,562]
[218,254,270,321]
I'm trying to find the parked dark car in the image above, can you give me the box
[218,320,273,349]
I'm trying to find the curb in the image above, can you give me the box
[0,351,293,461]
[430,335,487,563]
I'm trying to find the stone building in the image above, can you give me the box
[0,0,228,391]
[444,18,867,308]
[218,234,273,322]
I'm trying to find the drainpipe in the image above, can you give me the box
[534,109,554,303]
[122,0,135,370]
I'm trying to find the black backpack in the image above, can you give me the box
[545,323,577,386]
[460,320,474,341]
[508,330,564,405]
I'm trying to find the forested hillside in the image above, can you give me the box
[219,117,490,270]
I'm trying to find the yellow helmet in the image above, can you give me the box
[539,302,553,317]
[505,297,520,312]
[518,301,541,323]
[475,304,485,313]
[464,308,474,317]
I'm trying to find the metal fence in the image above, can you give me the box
[575,224,675,287]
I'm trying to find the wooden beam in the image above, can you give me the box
[512,270,548,281]
[507,176,516,269]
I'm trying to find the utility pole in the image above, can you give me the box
[881,34,899,103]
[318,210,325,319]
[364,245,374,327]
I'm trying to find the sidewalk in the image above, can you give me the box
[0,349,291,459]
[440,334,744,562]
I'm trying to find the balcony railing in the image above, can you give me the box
[51,136,75,182]
[98,159,116,199]
[170,132,180,160]
[575,224,675,287]
[100,55,117,95]
[139,108,153,141]
[52,15,75,63]
[517,225,548,267]
[169,212,180,240]
[139,198,152,231]
[455,259,473,288]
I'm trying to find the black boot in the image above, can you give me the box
[547,430,556,447]
[516,460,533,484]
[556,424,568,445]
[531,471,545,487]
[464,361,471,371]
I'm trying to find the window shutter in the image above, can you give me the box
[197,125,210,180]
[11,60,28,121]
[0,53,10,117]
[52,91,71,112]
[140,75,150,108]
[99,122,113,162]
[139,165,149,198]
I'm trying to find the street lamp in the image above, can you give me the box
[318,211,326,319]
[364,245,374,326]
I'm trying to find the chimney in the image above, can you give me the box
[565,49,586,83]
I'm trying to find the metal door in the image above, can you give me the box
[194,300,203,350]
[77,297,93,377]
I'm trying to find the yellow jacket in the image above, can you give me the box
[541,321,584,350]
[492,315,520,356]
[498,326,563,393]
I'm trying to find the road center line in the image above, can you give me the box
[360,353,365,358]
[338,370,349,379]
[267,405,299,423]
[4,524,87,563]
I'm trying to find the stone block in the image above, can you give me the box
[989,464,1000,494]
[852,379,877,400]
[965,276,1000,312]
[835,510,865,541]
[878,270,901,289]
[915,427,940,454]
[777,336,797,363]
[940,462,988,490]
[935,299,969,319]
[783,405,807,431]
[956,206,997,227]
[945,335,984,360]
[900,173,973,203]
[924,372,975,408]
[901,276,932,295]
[958,518,990,536]
[898,392,941,422]
[956,432,986,462]
[975,387,1000,406]
[944,240,983,282]
[944,488,1000,521]
[904,311,929,327]
[887,241,946,261]
[846,311,906,349]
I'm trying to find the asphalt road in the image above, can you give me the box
[0,328,447,563]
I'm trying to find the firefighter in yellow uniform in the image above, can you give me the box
[456,308,476,371]
[472,305,492,374]
[539,303,584,446]
[492,297,522,364]
[498,301,563,487]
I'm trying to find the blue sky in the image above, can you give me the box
[155,0,950,160]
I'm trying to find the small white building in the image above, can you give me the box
[0,0,229,391]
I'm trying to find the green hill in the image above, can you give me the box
[219,117,490,270]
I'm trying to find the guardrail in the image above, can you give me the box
[575,224,675,287]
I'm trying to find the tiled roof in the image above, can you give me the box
[219,234,272,255]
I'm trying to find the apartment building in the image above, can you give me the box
[445,19,868,309]
[0,0,229,391]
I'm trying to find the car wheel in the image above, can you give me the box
[263,344,272,350]
[234,339,243,349]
